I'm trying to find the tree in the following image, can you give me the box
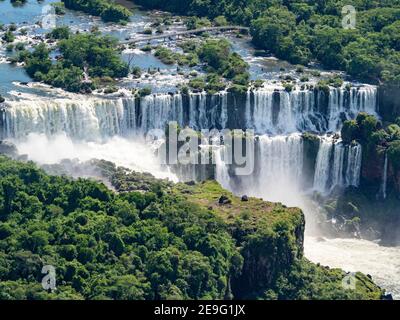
[1,178,17,217]
[24,44,52,78]
[105,232,125,256]
[341,120,359,144]
[47,26,71,40]
[250,7,296,52]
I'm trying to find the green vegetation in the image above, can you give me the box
[152,38,249,93]
[0,157,239,300]
[2,30,15,43]
[62,0,132,23]
[338,113,400,243]
[186,16,212,30]
[19,31,128,93]
[342,112,385,145]
[135,0,400,85]
[198,39,249,86]
[46,26,71,40]
[154,46,199,67]
[137,87,152,97]
[0,157,383,300]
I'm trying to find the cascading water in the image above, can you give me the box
[1,97,129,140]
[213,134,304,206]
[313,136,362,194]
[188,91,228,130]
[1,91,232,139]
[379,152,389,200]
[245,86,378,134]
[140,93,184,133]
[215,146,231,191]
[2,85,377,140]
[213,133,363,201]
[0,0,397,299]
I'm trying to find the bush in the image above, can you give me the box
[341,120,359,144]
[62,0,131,23]
[2,31,15,43]
[47,26,71,40]
[138,87,152,97]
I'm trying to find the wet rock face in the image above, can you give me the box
[360,147,384,190]
[378,85,400,121]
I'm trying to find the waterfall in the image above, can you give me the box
[379,152,388,200]
[257,134,304,188]
[213,133,363,198]
[2,85,377,140]
[214,134,304,203]
[188,91,228,130]
[140,94,184,133]
[1,97,131,140]
[328,86,377,131]
[245,85,378,134]
[313,137,362,194]
[215,146,231,191]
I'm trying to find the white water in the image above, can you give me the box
[380,152,389,200]
[214,134,363,198]
[313,137,362,194]
[245,86,377,134]
[2,91,231,139]
[14,133,177,181]
[3,96,133,140]
[3,85,377,140]
[305,237,400,299]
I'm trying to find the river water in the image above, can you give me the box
[0,0,399,299]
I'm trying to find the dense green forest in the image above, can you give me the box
[153,38,250,94]
[62,0,132,23]
[12,30,129,93]
[342,112,400,175]
[135,0,400,85]
[0,157,383,299]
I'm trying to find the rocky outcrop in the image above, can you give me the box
[360,146,385,191]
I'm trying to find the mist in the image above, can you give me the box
[12,133,178,182]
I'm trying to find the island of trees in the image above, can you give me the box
[12,28,129,93]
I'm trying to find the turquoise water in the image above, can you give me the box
[0,0,175,96]
[0,0,58,25]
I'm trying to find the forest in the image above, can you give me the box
[134,0,400,85]
[13,30,129,93]
[62,0,132,23]
[0,157,383,299]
